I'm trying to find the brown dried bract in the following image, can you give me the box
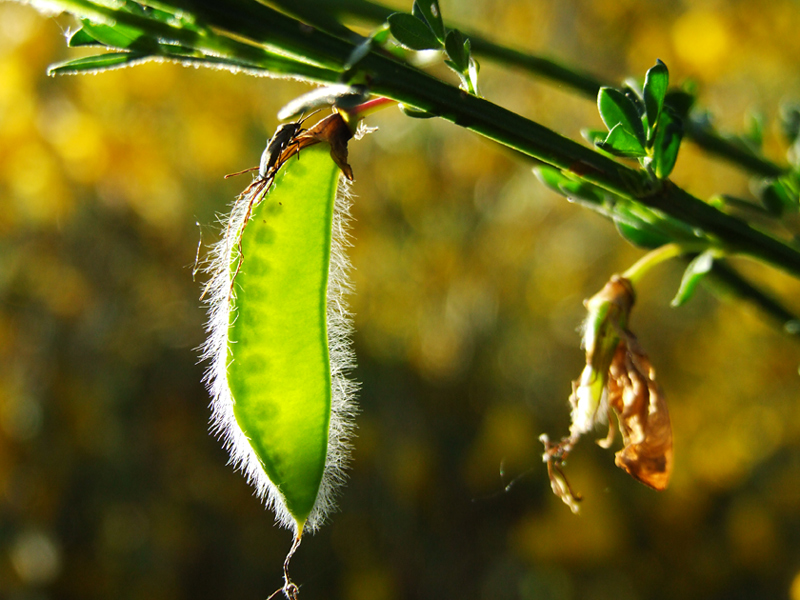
[279,111,354,180]
[542,274,673,512]
[604,334,673,491]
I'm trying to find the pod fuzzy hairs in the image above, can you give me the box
[201,173,358,536]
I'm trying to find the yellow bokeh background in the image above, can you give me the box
[1,1,800,599]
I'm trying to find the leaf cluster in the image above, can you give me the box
[590,61,682,180]
[387,1,480,96]
[20,0,800,334]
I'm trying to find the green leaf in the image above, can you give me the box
[387,13,441,50]
[74,19,158,52]
[67,27,102,47]
[226,144,349,531]
[615,221,673,249]
[612,202,678,248]
[597,123,646,158]
[615,222,668,249]
[47,52,150,75]
[617,202,699,242]
[535,165,571,194]
[672,251,715,306]
[556,178,605,204]
[412,0,445,41]
[444,29,469,71]
[598,87,646,147]
[534,166,604,204]
[581,129,607,145]
[652,108,684,178]
[643,60,669,138]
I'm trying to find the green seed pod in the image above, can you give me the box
[203,142,357,537]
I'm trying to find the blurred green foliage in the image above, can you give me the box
[1,1,800,599]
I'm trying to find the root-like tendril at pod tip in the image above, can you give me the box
[266,535,303,600]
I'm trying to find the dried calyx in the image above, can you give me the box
[542,275,673,513]
[275,111,355,181]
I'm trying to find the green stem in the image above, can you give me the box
[356,63,800,277]
[341,96,396,120]
[642,183,800,275]
[623,243,694,284]
[701,261,800,337]
[49,1,800,278]
[306,0,789,178]
[621,246,800,340]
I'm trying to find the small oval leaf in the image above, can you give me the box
[76,20,157,51]
[388,13,441,51]
[444,29,468,71]
[598,87,646,147]
[597,123,646,158]
[534,165,571,194]
[643,60,669,137]
[67,27,103,47]
[413,0,445,41]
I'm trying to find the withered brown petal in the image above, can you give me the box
[607,338,673,491]
[290,112,355,180]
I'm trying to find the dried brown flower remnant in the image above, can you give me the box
[542,275,673,511]
[540,433,582,513]
[571,276,635,438]
[280,112,355,180]
[604,335,673,490]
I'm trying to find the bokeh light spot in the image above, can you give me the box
[0,389,43,442]
[672,10,730,73]
[10,528,62,586]
[791,570,800,600]
[7,140,70,225]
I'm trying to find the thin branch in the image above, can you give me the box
[54,0,800,279]
[701,261,800,337]
[293,0,789,179]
